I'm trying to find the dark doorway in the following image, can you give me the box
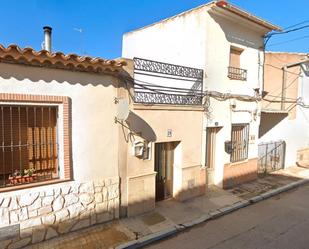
[154,142,177,201]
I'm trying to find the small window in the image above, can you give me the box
[229,47,242,68]
[0,105,59,188]
[231,124,249,163]
[228,46,247,81]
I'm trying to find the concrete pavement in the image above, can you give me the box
[29,166,309,249]
[118,166,309,248]
[146,182,309,249]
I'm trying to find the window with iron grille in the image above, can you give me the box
[231,124,249,163]
[0,105,59,188]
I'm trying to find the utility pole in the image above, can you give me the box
[281,66,287,111]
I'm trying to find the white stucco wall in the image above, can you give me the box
[122,5,265,186]
[0,63,119,182]
[123,6,208,69]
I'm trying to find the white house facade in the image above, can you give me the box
[122,0,281,201]
[0,44,126,248]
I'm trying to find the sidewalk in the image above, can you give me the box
[29,166,309,249]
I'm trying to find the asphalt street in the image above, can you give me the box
[146,183,309,249]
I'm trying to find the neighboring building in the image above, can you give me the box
[122,0,280,216]
[0,34,126,247]
[259,52,309,172]
[118,59,206,217]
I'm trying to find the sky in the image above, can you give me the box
[0,0,308,59]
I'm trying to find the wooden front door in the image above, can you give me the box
[206,127,218,169]
[154,142,175,201]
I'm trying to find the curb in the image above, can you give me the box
[115,227,178,249]
[117,178,309,249]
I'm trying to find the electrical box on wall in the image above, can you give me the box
[207,120,222,128]
[167,129,172,137]
[225,141,233,154]
[132,141,144,157]
[249,134,256,144]
[132,141,152,160]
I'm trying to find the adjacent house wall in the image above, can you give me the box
[260,52,309,167]
[263,52,305,116]
[0,63,119,182]
[0,63,121,247]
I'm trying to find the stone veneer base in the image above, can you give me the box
[0,177,119,249]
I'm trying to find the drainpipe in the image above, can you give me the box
[281,66,287,110]
[43,26,52,52]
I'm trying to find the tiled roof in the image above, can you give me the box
[0,44,126,74]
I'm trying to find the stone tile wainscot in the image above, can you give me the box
[0,177,119,249]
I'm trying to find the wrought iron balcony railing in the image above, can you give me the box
[134,92,202,105]
[228,66,247,81]
[133,58,204,106]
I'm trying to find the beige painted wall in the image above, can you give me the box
[123,105,205,215]
[263,52,306,116]
[128,107,204,174]
[0,63,120,182]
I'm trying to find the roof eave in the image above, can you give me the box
[0,44,127,75]
[215,1,282,32]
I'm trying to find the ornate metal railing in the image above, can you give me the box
[133,58,204,105]
[134,57,203,79]
[228,66,247,81]
[135,92,202,105]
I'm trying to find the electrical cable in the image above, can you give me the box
[265,24,309,38]
[119,66,309,108]
[283,20,309,31]
[264,63,303,76]
[267,34,309,47]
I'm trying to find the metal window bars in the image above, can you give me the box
[230,124,249,163]
[0,105,59,188]
[228,66,247,81]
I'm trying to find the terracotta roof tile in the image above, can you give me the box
[0,44,126,74]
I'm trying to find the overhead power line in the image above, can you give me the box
[121,74,309,108]
[266,24,309,38]
[267,34,309,47]
[264,63,303,76]
[283,20,309,31]
[264,23,309,46]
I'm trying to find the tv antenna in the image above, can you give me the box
[74,27,85,55]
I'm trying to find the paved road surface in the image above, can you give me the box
[146,184,309,249]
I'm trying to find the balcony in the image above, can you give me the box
[228,66,247,81]
[133,58,204,106]
[134,92,202,105]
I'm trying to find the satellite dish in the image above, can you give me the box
[116,98,130,121]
